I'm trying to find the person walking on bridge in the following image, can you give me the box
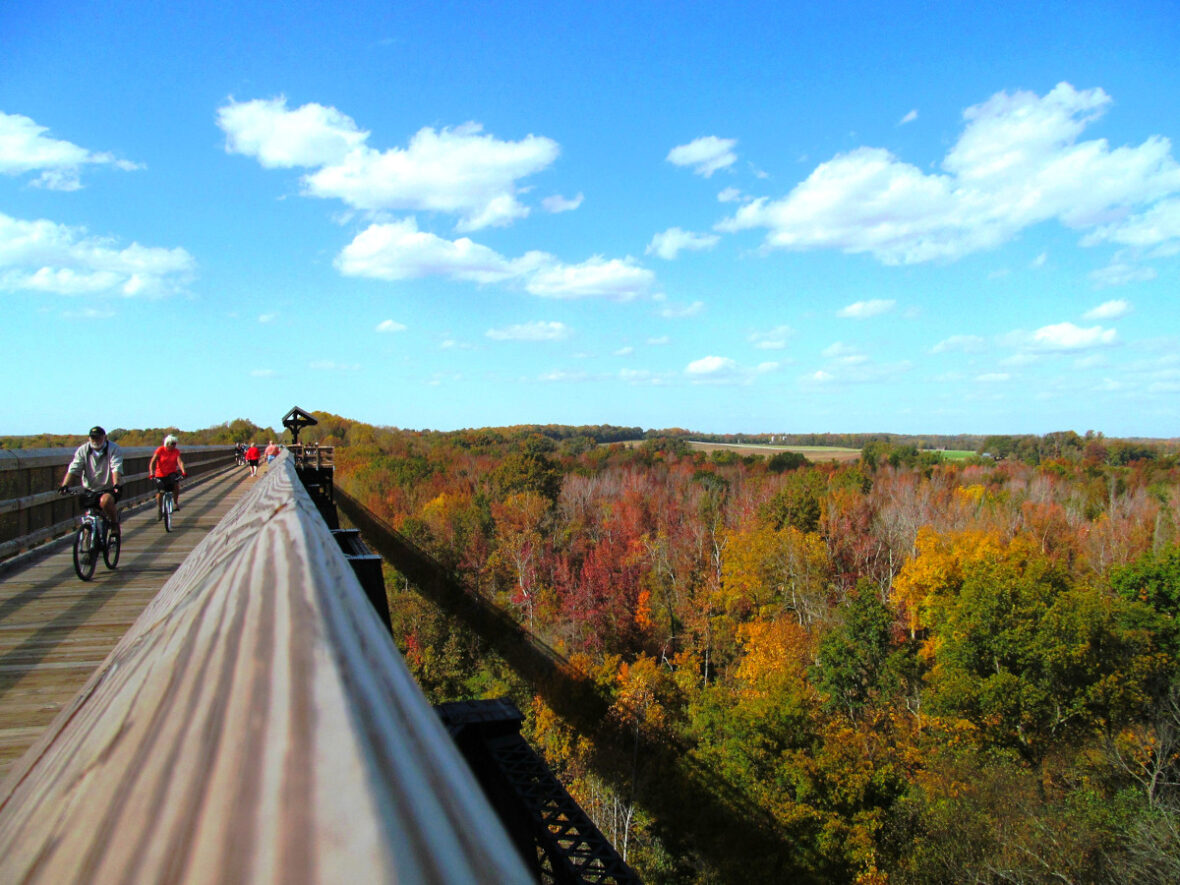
[264,439,280,466]
[58,426,123,536]
[149,434,188,519]
[245,442,260,477]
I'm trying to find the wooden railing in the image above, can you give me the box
[0,445,236,562]
[0,449,532,884]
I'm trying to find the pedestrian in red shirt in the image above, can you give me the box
[148,434,187,518]
[245,442,261,477]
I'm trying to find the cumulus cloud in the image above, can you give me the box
[218,97,559,231]
[718,83,1180,265]
[1083,299,1131,320]
[486,321,570,341]
[657,299,705,318]
[667,136,738,177]
[646,227,720,260]
[542,192,584,213]
[837,298,895,318]
[0,111,140,190]
[686,355,741,382]
[0,211,194,297]
[749,324,794,350]
[525,255,654,300]
[1090,260,1159,288]
[336,218,654,300]
[1033,321,1117,351]
[931,334,987,354]
[376,319,407,332]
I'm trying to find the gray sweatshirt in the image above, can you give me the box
[67,441,124,490]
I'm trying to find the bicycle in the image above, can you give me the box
[65,487,120,581]
[155,471,185,532]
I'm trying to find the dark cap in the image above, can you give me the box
[89,426,106,438]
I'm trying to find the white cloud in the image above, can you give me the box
[0,111,140,190]
[217,98,368,168]
[542,192,583,213]
[931,334,987,354]
[718,83,1180,265]
[899,109,918,125]
[822,341,862,359]
[376,319,407,333]
[340,221,657,300]
[335,217,527,283]
[645,227,720,260]
[1089,261,1158,288]
[686,355,743,383]
[837,298,895,318]
[539,369,590,382]
[0,212,194,297]
[667,136,738,177]
[613,346,634,356]
[1033,321,1117,351]
[258,312,277,323]
[218,97,559,231]
[976,372,1010,383]
[251,368,277,378]
[525,255,654,300]
[657,299,705,318]
[486,320,570,341]
[1083,299,1131,320]
[749,324,794,350]
[718,187,744,203]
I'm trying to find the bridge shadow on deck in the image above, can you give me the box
[336,487,824,883]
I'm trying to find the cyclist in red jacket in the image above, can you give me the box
[148,434,188,518]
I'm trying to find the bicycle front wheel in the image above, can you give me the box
[104,524,121,569]
[163,494,173,532]
[74,524,97,581]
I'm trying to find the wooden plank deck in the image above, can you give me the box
[0,465,255,777]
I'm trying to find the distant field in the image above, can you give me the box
[621,441,978,463]
[685,442,862,462]
[937,449,977,461]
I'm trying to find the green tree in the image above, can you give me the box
[926,544,1165,769]
[811,581,904,719]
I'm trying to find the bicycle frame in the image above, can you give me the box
[155,472,182,532]
[71,488,119,580]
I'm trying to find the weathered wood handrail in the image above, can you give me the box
[0,449,531,883]
[0,445,236,561]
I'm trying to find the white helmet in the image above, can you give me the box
[164,434,179,447]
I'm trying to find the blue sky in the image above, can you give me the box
[2,1,1178,438]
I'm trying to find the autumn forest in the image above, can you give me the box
[263,417,1175,884]
[10,418,1178,882]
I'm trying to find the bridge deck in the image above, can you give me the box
[0,465,254,777]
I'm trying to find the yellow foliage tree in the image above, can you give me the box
[722,524,832,628]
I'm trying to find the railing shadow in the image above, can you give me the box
[335,487,822,883]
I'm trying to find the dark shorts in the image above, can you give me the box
[154,474,180,492]
[247,458,259,466]
[80,487,120,509]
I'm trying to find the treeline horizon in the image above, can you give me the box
[3,414,1177,465]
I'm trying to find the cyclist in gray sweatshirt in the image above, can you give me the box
[59,426,124,534]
